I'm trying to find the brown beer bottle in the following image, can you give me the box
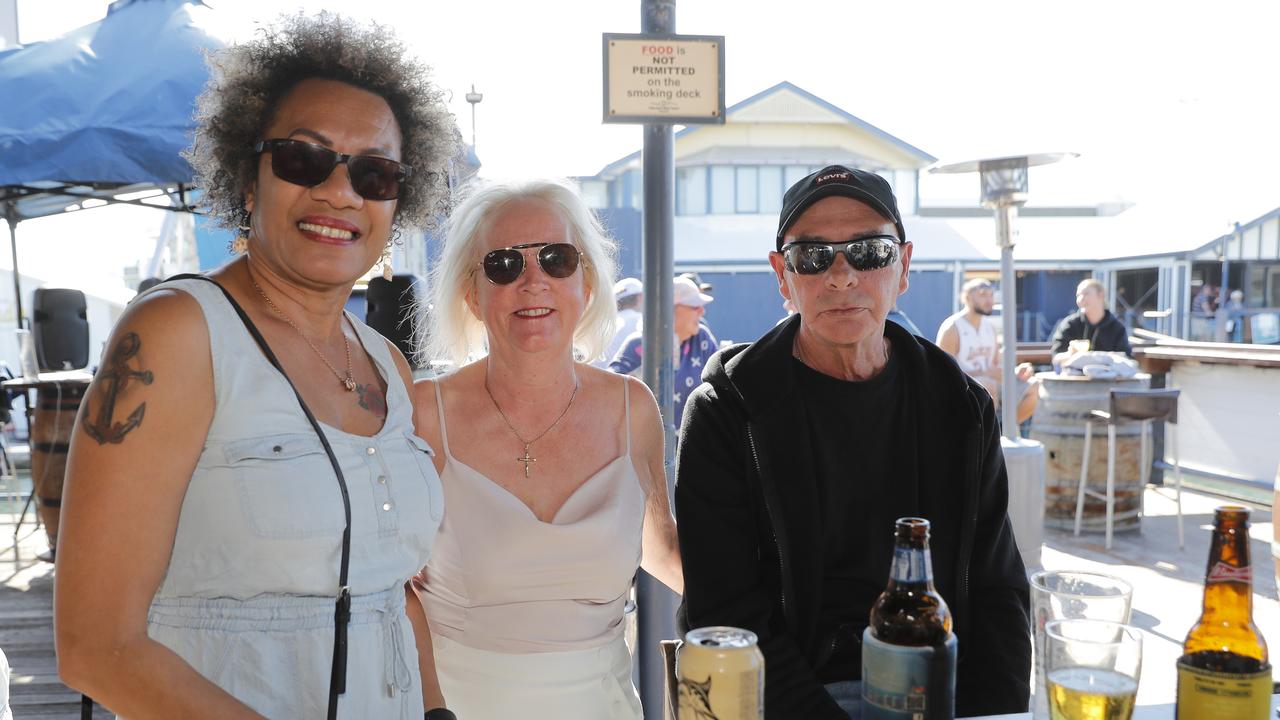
[1176,505,1271,719]
[863,517,957,719]
[869,518,953,644]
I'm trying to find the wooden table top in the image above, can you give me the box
[1,370,94,391]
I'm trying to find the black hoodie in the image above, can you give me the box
[1050,309,1132,356]
[674,315,1031,719]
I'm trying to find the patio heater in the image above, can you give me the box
[931,153,1076,439]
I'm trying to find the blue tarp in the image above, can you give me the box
[0,0,224,188]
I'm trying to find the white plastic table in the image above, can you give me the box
[966,693,1280,718]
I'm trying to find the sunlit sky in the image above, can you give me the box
[9,0,1280,291]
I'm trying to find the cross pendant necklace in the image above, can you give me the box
[517,444,536,478]
[484,375,580,479]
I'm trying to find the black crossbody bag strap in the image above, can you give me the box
[169,274,352,719]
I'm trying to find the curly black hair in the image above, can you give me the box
[185,12,458,232]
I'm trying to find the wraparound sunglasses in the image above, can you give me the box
[481,242,585,285]
[253,138,412,201]
[781,235,902,274]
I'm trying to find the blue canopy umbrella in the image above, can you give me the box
[0,0,225,325]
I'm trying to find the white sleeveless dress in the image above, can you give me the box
[418,376,645,720]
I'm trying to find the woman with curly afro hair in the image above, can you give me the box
[55,13,459,719]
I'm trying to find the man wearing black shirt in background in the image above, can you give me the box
[674,166,1031,719]
[1050,278,1133,358]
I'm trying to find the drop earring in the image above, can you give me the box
[380,246,394,281]
[232,215,250,254]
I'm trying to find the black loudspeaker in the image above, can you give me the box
[32,288,89,372]
[365,274,420,367]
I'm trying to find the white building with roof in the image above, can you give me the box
[577,81,1279,346]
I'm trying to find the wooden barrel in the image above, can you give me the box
[31,385,86,548]
[1029,373,1149,532]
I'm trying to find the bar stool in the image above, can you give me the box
[1074,388,1182,550]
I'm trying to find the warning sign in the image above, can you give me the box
[603,33,725,124]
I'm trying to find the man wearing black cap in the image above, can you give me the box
[674,166,1031,719]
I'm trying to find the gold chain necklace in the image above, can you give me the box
[484,376,580,478]
[251,279,356,391]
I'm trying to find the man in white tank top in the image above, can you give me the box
[937,278,1039,426]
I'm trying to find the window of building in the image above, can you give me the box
[735,166,758,213]
[710,166,735,214]
[784,165,810,189]
[1247,265,1267,306]
[676,166,707,215]
[673,164,850,215]
[1262,219,1279,260]
[759,166,783,213]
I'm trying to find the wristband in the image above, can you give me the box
[425,709,458,720]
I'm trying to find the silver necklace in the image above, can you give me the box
[484,377,580,478]
[252,279,356,391]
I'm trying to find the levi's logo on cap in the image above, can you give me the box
[815,170,852,185]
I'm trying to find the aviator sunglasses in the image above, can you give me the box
[253,138,412,201]
[481,242,585,285]
[782,235,902,275]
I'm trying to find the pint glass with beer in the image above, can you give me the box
[1044,619,1142,720]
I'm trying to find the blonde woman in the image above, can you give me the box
[412,179,683,719]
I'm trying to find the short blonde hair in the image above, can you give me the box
[421,178,619,367]
[961,277,992,303]
[1077,278,1105,297]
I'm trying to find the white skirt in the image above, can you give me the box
[432,633,643,720]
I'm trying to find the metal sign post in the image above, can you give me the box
[5,202,22,328]
[603,5,724,715]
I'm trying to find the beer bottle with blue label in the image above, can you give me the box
[1176,505,1271,719]
[862,517,957,720]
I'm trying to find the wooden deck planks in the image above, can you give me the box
[3,512,112,719]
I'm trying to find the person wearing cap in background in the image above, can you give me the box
[1225,288,1246,342]
[594,277,644,368]
[679,271,714,296]
[609,276,717,428]
[674,165,1031,719]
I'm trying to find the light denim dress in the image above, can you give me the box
[139,279,443,719]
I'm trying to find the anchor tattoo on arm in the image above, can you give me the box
[82,332,155,445]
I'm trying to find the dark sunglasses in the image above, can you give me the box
[253,138,412,201]
[781,235,902,274]
[481,242,584,285]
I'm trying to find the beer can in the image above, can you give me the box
[677,626,765,720]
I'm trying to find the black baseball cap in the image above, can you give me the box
[775,165,906,251]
